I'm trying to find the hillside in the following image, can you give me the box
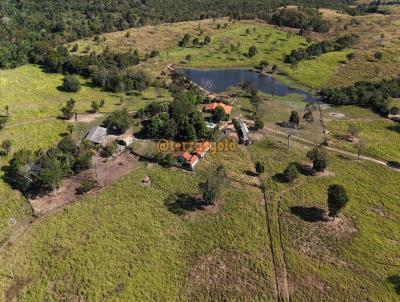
[0,3,399,301]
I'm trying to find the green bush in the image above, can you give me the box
[61,75,81,92]
[76,179,97,195]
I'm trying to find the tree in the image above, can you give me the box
[327,184,349,219]
[104,108,132,133]
[355,140,365,160]
[248,46,257,57]
[303,108,314,127]
[374,51,383,61]
[289,111,300,126]
[254,119,264,130]
[37,153,65,195]
[199,165,226,205]
[61,98,76,120]
[102,142,117,157]
[307,148,328,172]
[100,99,105,108]
[346,52,355,61]
[91,101,100,113]
[389,106,399,115]
[284,126,298,150]
[1,139,12,156]
[255,162,265,174]
[0,116,9,129]
[211,106,227,123]
[185,54,192,65]
[71,44,79,52]
[204,36,211,45]
[66,124,74,135]
[283,163,298,182]
[61,75,81,92]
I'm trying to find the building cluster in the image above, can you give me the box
[176,141,211,170]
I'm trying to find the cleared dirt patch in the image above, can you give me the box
[30,151,138,215]
[68,113,104,123]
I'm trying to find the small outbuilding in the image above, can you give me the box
[238,121,251,145]
[117,134,134,146]
[85,126,107,146]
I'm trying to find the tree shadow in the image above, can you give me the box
[245,170,258,177]
[388,275,400,295]
[295,163,314,176]
[165,193,205,215]
[387,161,400,170]
[272,173,287,183]
[387,125,400,133]
[290,206,326,222]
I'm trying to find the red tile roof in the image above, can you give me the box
[204,103,233,115]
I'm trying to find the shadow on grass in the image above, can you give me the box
[387,161,400,170]
[272,173,287,183]
[245,170,258,177]
[388,275,400,295]
[295,163,314,176]
[165,193,205,215]
[387,125,400,133]
[290,206,326,222]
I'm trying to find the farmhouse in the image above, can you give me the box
[194,141,211,158]
[204,103,233,115]
[177,152,200,170]
[85,126,107,146]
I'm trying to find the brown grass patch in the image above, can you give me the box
[185,248,271,300]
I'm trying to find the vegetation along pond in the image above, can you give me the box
[179,68,317,102]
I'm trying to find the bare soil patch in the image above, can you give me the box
[30,151,138,215]
[68,113,104,123]
[328,112,345,119]
[323,215,357,240]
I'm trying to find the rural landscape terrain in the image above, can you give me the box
[0,0,399,301]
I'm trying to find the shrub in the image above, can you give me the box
[61,75,81,92]
[327,184,349,218]
[255,162,265,174]
[389,106,399,115]
[254,119,264,130]
[283,163,298,182]
[102,142,117,157]
[76,179,97,195]
[307,148,329,172]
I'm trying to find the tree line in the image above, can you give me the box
[284,34,358,65]
[270,7,331,33]
[0,0,353,69]
[29,42,151,93]
[319,77,400,116]
[4,136,93,196]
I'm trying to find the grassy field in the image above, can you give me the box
[0,65,172,125]
[0,146,276,301]
[0,64,173,246]
[323,105,400,162]
[249,138,400,301]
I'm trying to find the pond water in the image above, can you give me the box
[178,68,317,102]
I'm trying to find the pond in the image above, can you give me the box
[178,68,317,103]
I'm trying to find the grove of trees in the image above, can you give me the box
[319,77,400,116]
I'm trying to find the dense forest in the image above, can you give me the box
[0,0,350,68]
[319,78,400,115]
